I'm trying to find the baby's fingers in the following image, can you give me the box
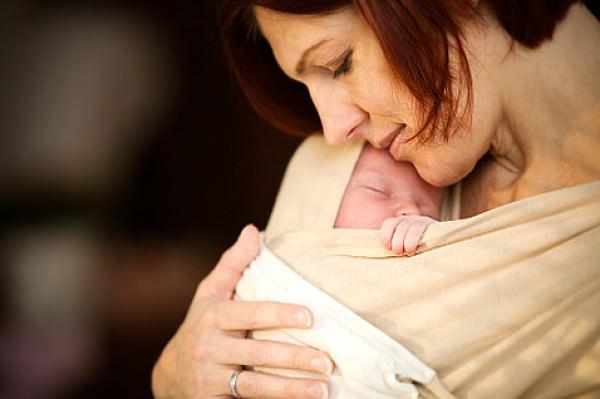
[380,217,401,248]
[390,218,413,255]
[403,221,429,256]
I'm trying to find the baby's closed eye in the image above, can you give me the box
[360,185,390,197]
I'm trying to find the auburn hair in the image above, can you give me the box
[219,0,578,141]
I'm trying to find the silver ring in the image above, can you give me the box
[229,369,243,398]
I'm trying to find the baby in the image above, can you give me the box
[335,143,445,256]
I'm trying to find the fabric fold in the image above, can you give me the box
[235,238,455,399]
[236,134,600,398]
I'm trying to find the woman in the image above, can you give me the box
[153,1,600,398]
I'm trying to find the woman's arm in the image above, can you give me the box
[152,225,332,399]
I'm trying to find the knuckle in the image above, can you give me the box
[205,371,223,391]
[248,344,268,366]
[276,304,291,325]
[194,369,220,393]
[191,331,217,362]
[391,233,401,248]
[194,373,208,391]
[237,244,254,263]
[284,379,305,399]
[198,302,219,328]
[214,301,231,329]
[243,302,261,328]
[284,380,297,397]
[219,246,239,268]
[222,239,254,265]
[291,348,308,370]
[217,249,230,267]
[193,368,210,390]
[392,230,402,242]
[191,341,209,362]
[237,373,260,397]
[382,218,396,231]
[222,245,235,261]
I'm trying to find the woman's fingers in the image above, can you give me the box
[152,225,333,399]
[199,224,260,299]
[209,300,312,331]
[232,369,329,399]
[218,337,333,374]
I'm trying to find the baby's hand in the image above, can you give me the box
[380,215,437,256]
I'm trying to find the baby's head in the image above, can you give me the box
[335,144,445,229]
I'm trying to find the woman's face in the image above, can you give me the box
[254,6,506,187]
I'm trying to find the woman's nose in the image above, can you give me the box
[308,81,367,145]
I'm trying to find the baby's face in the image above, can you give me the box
[335,144,445,229]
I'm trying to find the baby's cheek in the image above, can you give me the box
[335,199,376,229]
[334,205,353,228]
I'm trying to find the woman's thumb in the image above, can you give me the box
[198,224,260,299]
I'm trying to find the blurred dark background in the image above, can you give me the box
[0,1,301,398]
[1,1,598,399]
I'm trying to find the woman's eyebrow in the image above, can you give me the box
[295,39,332,75]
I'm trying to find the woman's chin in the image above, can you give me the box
[418,168,462,188]
[416,157,477,187]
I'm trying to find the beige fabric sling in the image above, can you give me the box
[236,135,600,398]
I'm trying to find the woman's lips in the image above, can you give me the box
[347,126,362,140]
[389,125,408,160]
[373,123,407,149]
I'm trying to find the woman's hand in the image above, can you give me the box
[152,225,333,399]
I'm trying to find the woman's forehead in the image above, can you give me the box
[254,6,360,74]
[254,6,357,36]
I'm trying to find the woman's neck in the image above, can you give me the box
[486,4,599,201]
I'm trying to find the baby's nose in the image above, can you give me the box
[395,202,421,217]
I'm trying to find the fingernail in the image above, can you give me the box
[310,357,333,374]
[307,382,328,399]
[294,310,311,327]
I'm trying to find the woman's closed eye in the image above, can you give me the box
[332,49,353,79]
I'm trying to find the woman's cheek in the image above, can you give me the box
[352,72,410,118]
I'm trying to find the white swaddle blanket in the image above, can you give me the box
[236,237,453,399]
[235,135,600,398]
